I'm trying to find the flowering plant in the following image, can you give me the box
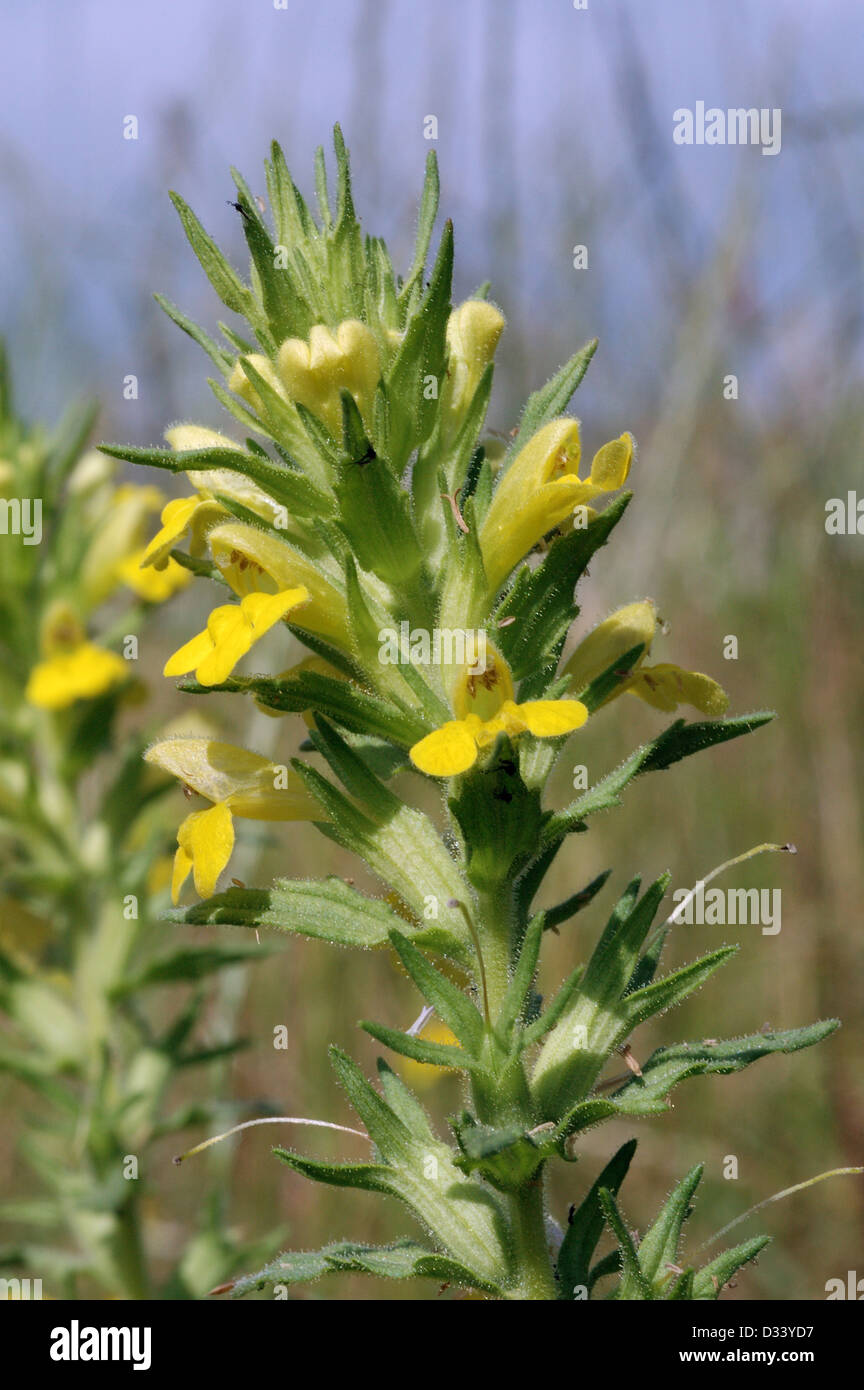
[107,131,839,1300]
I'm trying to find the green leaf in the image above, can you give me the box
[154,293,233,375]
[336,456,424,586]
[620,948,737,1030]
[388,930,484,1051]
[692,1236,771,1300]
[543,869,612,933]
[164,878,410,950]
[557,1139,636,1299]
[360,1019,480,1074]
[497,912,545,1037]
[169,191,270,344]
[111,944,277,996]
[229,1238,497,1298]
[98,442,333,518]
[636,1164,704,1288]
[451,1117,544,1192]
[248,671,427,747]
[612,1020,840,1116]
[510,339,597,455]
[545,711,776,844]
[598,1187,651,1299]
[399,151,440,312]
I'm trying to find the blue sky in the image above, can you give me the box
[1,0,862,436]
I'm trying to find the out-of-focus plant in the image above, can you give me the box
[0,348,278,1298]
[107,130,842,1300]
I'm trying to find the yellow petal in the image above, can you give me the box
[163,626,218,679]
[410,721,479,777]
[207,522,349,642]
[625,664,729,716]
[588,432,634,490]
[442,300,506,425]
[563,601,657,695]
[25,645,128,710]
[171,844,194,904]
[176,802,235,899]
[516,699,589,737]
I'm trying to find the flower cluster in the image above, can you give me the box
[110,132,837,1301]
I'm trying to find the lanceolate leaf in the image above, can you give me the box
[164,878,414,949]
[611,1021,840,1117]
[229,1239,501,1298]
[692,1236,771,1300]
[543,711,776,845]
[556,1139,637,1300]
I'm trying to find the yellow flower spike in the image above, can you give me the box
[173,802,235,901]
[163,587,309,686]
[442,299,506,426]
[26,644,129,710]
[118,548,192,602]
[206,521,350,644]
[145,737,324,901]
[623,663,729,716]
[563,600,658,695]
[276,320,382,436]
[479,420,634,594]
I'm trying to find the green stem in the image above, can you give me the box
[507,1174,557,1300]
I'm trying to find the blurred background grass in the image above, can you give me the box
[1,0,862,1298]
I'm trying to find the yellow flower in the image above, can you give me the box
[163,587,309,686]
[206,521,350,645]
[144,737,322,901]
[141,425,283,570]
[410,646,588,777]
[118,548,192,602]
[275,320,382,436]
[26,644,129,710]
[442,299,505,427]
[80,483,165,605]
[479,420,633,593]
[563,600,729,716]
